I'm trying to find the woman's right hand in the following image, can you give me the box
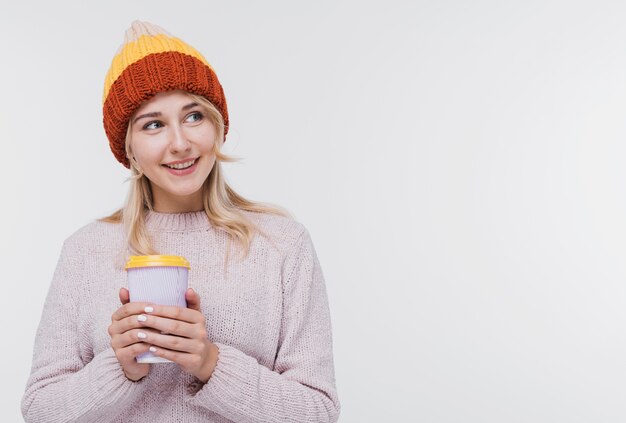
[108,288,152,381]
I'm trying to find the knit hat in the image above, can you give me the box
[102,20,229,168]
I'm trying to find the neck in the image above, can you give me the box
[151,186,204,213]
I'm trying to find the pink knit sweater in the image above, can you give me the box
[21,210,340,422]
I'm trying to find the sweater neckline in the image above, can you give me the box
[145,209,211,232]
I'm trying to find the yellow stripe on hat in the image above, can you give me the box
[102,33,213,104]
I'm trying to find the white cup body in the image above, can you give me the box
[127,266,188,363]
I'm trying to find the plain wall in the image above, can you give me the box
[2,0,626,421]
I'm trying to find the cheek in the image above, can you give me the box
[195,124,217,150]
[205,138,216,154]
[132,136,165,163]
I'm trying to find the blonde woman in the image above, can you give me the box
[21,21,340,423]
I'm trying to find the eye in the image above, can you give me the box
[143,120,163,130]
[185,112,203,123]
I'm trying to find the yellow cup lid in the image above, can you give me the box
[125,255,190,270]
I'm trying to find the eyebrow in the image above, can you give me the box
[133,102,200,124]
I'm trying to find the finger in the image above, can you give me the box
[136,331,202,354]
[116,341,153,366]
[111,312,156,335]
[185,288,201,312]
[119,287,130,305]
[111,303,199,334]
[109,316,137,336]
[111,301,156,322]
[136,314,200,338]
[111,328,161,349]
[146,345,193,368]
[142,304,203,324]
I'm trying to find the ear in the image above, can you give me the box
[126,148,137,166]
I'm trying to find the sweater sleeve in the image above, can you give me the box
[186,228,341,422]
[21,238,146,423]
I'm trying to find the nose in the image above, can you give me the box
[169,123,192,154]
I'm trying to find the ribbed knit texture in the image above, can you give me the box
[21,210,340,422]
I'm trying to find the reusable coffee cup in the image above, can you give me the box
[125,255,191,363]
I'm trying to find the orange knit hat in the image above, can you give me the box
[102,21,229,168]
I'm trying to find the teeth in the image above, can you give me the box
[165,159,195,169]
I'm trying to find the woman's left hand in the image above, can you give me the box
[118,287,219,383]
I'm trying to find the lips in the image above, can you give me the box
[162,157,199,176]
[162,158,198,169]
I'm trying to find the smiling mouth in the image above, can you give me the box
[162,158,199,170]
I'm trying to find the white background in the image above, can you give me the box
[2,1,626,422]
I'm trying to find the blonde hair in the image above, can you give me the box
[99,92,291,266]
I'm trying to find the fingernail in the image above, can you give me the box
[144,306,154,313]
[137,331,147,339]
[149,346,157,353]
[138,315,147,322]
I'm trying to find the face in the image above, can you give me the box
[129,90,217,213]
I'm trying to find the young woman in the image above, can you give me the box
[21,21,340,423]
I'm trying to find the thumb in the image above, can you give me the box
[185,288,201,311]
[119,287,130,305]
